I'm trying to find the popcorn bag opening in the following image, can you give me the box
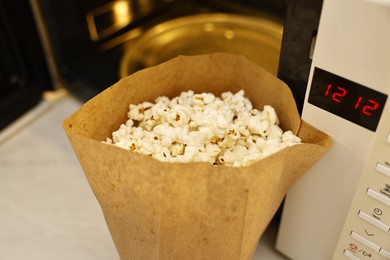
[62,53,332,260]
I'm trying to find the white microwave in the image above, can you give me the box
[276,0,390,259]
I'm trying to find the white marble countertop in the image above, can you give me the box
[0,91,288,260]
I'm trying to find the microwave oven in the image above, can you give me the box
[2,0,388,259]
[276,0,390,259]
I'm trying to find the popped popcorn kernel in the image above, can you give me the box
[103,90,302,167]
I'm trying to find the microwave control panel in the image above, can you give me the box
[275,0,390,259]
[276,65,389,260]
[333,101,390,259]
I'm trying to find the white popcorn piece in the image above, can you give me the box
[104,137,113,144]
[242,152,263,167]
[155,96,170,105]
[193,151,216,164]
[160,136,173,147]
[192,93,207,105]
[169,142,185,157]
[217,150,235,166]
[226,125,241,140]
[167,105,191,127]
[137,139,155,155]
[266,124,283,139]
[153,146,172,161]
[151,102,169,121]
[202,93,215,104]
[183,145,199,160]
[216,113,230,129]
[248,116,269,136]
[104,89,302,167]
[128,104,144,121]
[262,105,279,125]
[282,130,302,145]
[237,125,250,137]
[182,131,206,147]
[218,144,248,166]
[179,90,195,104]
[132,127,144,139]
[125,119,134,127]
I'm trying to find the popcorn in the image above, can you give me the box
[103,90,302,167]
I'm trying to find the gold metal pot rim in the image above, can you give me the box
[119,13,283,78]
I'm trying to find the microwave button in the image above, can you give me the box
[376,163,390,178]
[367,188,390,207]
[379,248,390,259]
[358,210,390,232]
[350,231,380,252]
[343,249,361,260]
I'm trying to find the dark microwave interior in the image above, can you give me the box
[37,0,286,95]
[0,0,52,130]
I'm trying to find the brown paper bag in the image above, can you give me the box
[63,53,332,260]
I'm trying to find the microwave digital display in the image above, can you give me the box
[308,67,387,131]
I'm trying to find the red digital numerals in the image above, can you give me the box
[324,84,379,116]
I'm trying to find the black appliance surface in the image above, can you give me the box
[0,0,52,130]
[277,0,323,114]
[35,0,286,96]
